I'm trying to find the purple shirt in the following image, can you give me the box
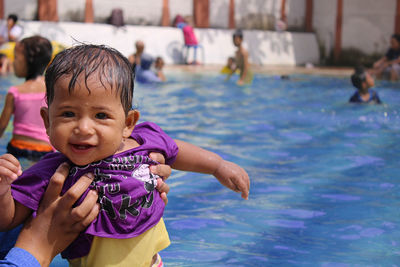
[11,122,178,259]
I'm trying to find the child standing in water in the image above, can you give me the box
[349,66,382,104]
[226,29,253,85]
[0,36,53,160]
[0,44,250,267]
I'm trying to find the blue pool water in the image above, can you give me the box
[1,71,400,266]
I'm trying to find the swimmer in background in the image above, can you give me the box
[226,29,253,86]
[349,66,382,104]
[136,54,164,83]
[128,40,145,68]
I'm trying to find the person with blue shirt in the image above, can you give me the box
[349,66,382,104]
[135,53,163,83]
[128,41,164,84]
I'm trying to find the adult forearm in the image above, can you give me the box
[15,223,54,267]
[0,188,16,230]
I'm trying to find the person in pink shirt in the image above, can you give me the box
[174,15,202,65]
[0,35,53,160]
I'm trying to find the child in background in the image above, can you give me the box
[0,14,23,45]
[153,56,166,82]
[0,44,250,267]
[174,15,201,65]
[226,29,253,85]
[0,36,53,160]
[350,66,382,104]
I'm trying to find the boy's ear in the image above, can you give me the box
[40,107,50,135]
[123,109,140,138]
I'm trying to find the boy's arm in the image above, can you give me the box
[171,139,250,199]
[0,154,31,230]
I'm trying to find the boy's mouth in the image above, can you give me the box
[70,143,95,151]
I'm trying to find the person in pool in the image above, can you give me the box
[349,66,382,104]
[0,44,250,267]
[226,29,253,85]
[136,53,163,83]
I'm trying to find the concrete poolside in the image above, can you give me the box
[164,64,354,77]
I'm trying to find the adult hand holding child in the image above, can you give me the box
[0,152,172,267]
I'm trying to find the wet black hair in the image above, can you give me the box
[351,66,366,90]
[45,44,134,114]
[20,35,52,81]
[233,29,243,40]
[7,14,18,23]
[392,33,400,43]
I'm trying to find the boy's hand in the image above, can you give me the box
[0,154,22,195]
[214,160,250,200]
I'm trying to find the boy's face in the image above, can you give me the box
[41,75,138,166]
[233,36,242,47]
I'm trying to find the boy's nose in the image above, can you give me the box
[74,118,95,135]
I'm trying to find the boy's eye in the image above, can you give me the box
[95,113,108,119]
[62,111,74,117]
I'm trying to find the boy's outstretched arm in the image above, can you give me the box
[171,140,250,199]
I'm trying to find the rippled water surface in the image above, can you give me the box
[1,71,400,266]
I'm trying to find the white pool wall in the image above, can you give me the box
[18,21,319,66]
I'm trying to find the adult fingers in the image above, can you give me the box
[59,172,94,209]
[156,178,170,195]
[160,192,168,205]
[74,203,100,231]
[71,190,100,230]
[150,164,171,181]
[149,152,166,164]
[40,162,70,207]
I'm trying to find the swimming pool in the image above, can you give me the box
[1,71,399,266]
